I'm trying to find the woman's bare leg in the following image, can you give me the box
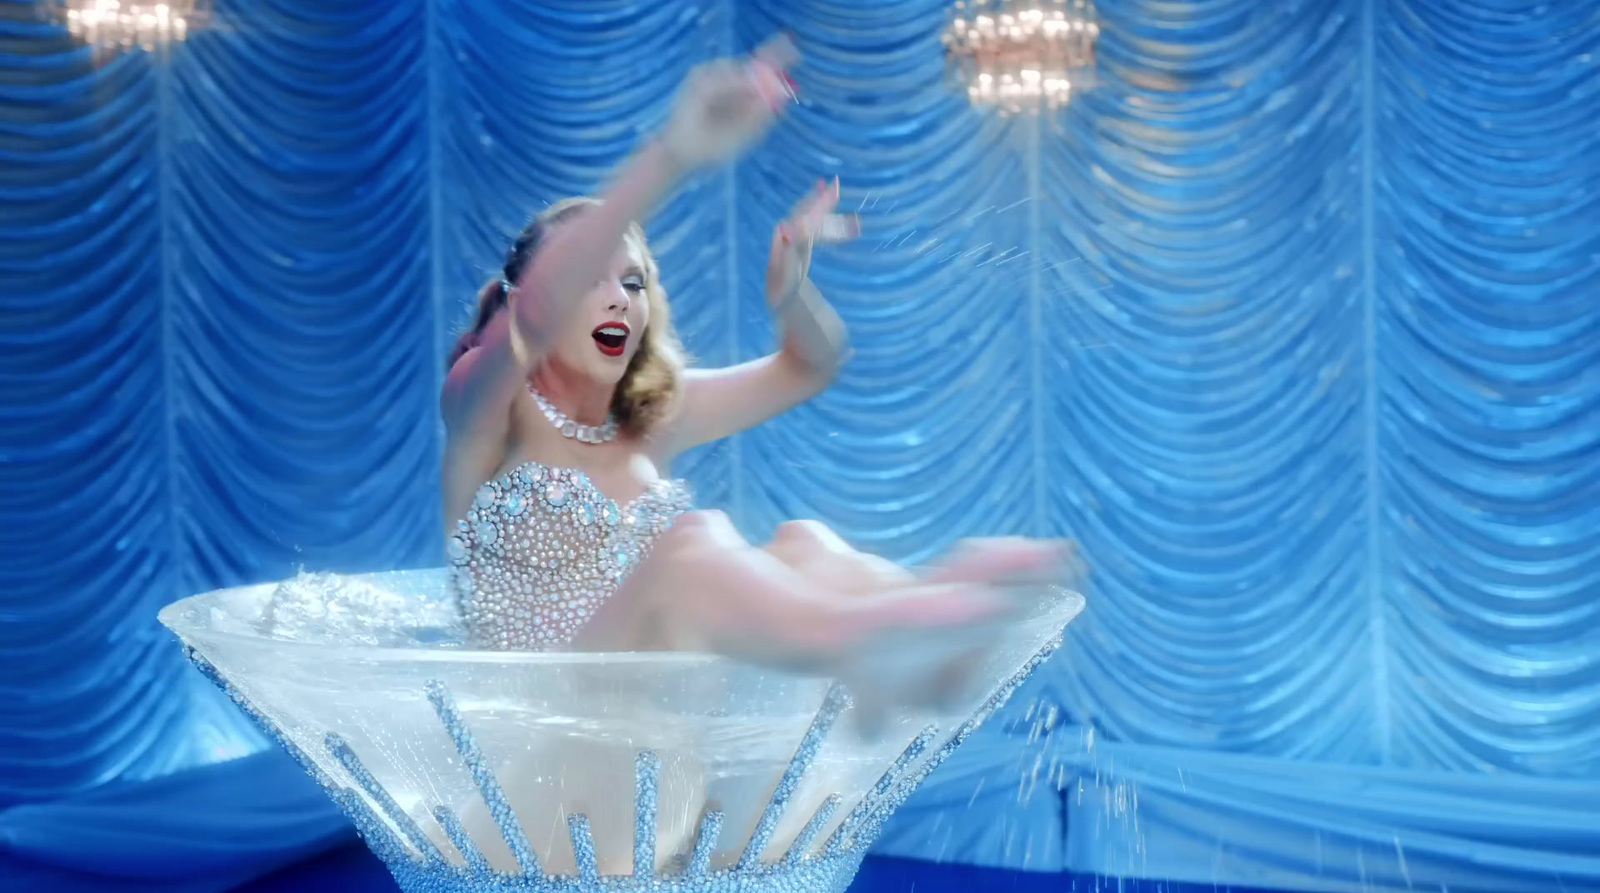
[574,512,1072,709]
[761,521,1074,593]
[762,520,916,595]
[753,522,1075,721]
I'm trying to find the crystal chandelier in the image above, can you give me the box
[40,0,208,54]
[943,0,1100,114]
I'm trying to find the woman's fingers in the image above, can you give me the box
[749,34,799,109]
[753,32,801,71]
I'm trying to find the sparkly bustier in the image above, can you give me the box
[448,460,692,650]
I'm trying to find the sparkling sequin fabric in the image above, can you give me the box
[448,460,692,650]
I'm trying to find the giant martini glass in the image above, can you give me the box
[161,569,1083,893]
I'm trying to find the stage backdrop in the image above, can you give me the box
[1,0,1596,891]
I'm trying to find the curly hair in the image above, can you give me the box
[447,198,687,438]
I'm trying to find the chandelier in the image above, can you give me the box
[40,0,208,54]
[942,0,1100,114]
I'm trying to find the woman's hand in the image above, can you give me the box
[660,34,799,171]
[765,176,862,302]
[761,177,858,378]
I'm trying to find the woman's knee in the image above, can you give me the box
[770,519,849,555]
[660,510,745,551]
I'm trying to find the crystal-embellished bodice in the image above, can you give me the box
[448,460,693,650]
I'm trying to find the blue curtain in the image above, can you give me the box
[1,0,1596,890]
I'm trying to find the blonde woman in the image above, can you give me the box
[442,37,1068,701]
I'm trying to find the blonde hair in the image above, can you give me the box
[448,197,687,438]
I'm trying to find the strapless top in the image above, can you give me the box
[447,460,693,650]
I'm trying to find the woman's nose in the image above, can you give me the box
[606,284,630,313]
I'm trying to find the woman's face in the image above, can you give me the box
[543,236,653,388]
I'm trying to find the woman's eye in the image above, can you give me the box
[622,278,646,293]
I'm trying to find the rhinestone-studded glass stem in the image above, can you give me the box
[177,625,1067,893]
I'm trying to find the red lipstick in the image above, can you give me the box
[591,321,629,358]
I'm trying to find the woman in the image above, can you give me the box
[441,37,1069,707]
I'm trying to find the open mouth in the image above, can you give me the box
[591,322,629,358]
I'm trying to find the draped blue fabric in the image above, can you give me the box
[0,750,350,890]
[2,0,1597,891]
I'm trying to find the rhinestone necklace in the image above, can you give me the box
[530,387,618,444]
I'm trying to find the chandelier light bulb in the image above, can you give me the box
[41,0,208,54]
[944,0,1099,114]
